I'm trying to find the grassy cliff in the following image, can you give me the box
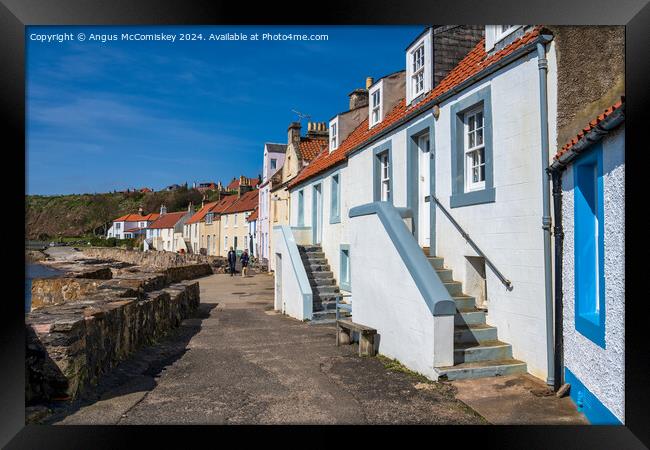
[25,187,211,240]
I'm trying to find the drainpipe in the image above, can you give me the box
[550,168,564,391]
[537,40,554,388]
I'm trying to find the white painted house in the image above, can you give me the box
[275,25,563,384]
[145,205,193,252]
[258,143,287,266]
[549,99,625,424]
[106,210,159,239]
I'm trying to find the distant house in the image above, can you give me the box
[219,189,258,254]
[226,175,261,192]
[144,205,194,252]
[139,187,153,193]
[246,206,259,257]
[193,182,218,193]
[257,142,287,267]
[183,200,219,254]
[200,194,239,256]
[106,209,160,239]
[163,184,182,192]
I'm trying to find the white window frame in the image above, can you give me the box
[463,106,486,192]
[380,151,391,201]
[116,222,121,230]
[270,158,277,170]
[369,80,383,127]
[234,213,238,227]
[206,213,213,225]
[495,25,520,42]
[411,44,425,97]
[329,117,339,151]
[224,215,229,227]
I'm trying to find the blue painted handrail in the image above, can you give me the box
[349,202,455,316]
[275,225,313,318]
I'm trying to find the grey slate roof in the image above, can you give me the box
[266,143,287,154]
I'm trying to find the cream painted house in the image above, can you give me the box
[219,189,258,254]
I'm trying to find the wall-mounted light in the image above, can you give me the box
[432,104,440,120]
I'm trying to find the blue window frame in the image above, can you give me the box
[330,172,341,223]
[449,85,495,208]
[297,189,304,226]
[340,244,351,291]
[373,141,393,203]
[573,143,606,348]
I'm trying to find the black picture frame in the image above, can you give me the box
[3,0,648,447]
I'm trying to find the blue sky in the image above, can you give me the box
[26,25,422,195]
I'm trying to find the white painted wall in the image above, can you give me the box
[561,127,625,423]
[286,46,555,381]
[349,213,454,379]
[432,53,550,380]
[273,226,312,320]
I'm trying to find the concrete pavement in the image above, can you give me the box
[43,270,584,425]
[47,271,484,425]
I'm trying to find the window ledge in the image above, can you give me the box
[450,187,496,208]
[329,215,341,224]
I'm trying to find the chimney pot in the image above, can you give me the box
[366,77,374,89]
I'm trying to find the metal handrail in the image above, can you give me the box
[427,194,513,290]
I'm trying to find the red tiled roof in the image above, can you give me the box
[289,26,543,189]
[227,176,261,190]
[186,201,218,224]
[209,194,239,214]
[113,213,160,222]
[222,189,259,214]
[246,207,259,222]
[299,137,328,162]
[147,211,187,229]
[554,97,625,160]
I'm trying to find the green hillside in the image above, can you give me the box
[25,187,212,240]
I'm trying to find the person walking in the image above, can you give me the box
[240,249,250,277]
[227,246,237,276]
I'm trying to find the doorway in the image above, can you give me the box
[312,183,323,245]
[417,133,431,247]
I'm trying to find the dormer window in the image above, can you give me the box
[485,25,523,53]
[405,28,432,104]
[329,117,339,151]
[369,80,383,127]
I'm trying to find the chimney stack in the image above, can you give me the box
[366,77,374,89]
[138,206,144,215]
[160,204,167,215]
[348,84,369,110]
[288,122,301,146]
[307,121,328,138]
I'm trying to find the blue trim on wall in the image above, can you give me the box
[372,141,393,203]
[339,244,351,291]
[312,183,322,245]
[573,143,606,348]
[349,201,455,316]
[449,85,495,208]
[564,367,621,424]
[406,114,436,254]
[329,171,341,224]
[297,189,304,226]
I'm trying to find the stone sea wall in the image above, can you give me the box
[26,281,200,403]
[26,249,212,404]
[81,247,228,271]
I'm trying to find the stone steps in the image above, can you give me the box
[453,340,513,364]
[299,244,344,323]
[434,358,527,381]
[454,309,487,326]
[454,323,498,344]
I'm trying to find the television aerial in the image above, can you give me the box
[291,109,311,123]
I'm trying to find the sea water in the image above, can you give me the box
[25,264,63,313]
